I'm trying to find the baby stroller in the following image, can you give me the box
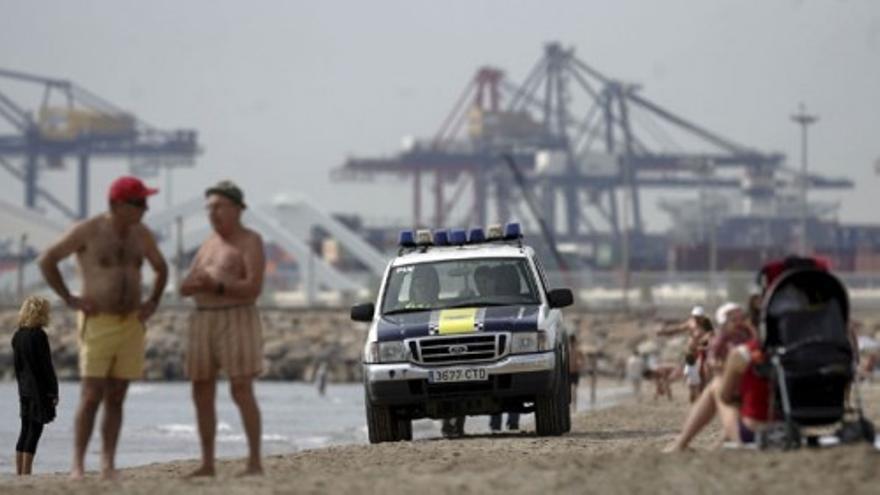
[756,256,875,449]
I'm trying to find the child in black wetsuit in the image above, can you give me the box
[12,296,58,475]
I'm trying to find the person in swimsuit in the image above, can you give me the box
[39,176,167,480]
[663,303,767,452]
[180,180,266,477]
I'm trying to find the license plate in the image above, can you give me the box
[428,368,488,383]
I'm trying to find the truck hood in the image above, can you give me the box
[376,305,541,342]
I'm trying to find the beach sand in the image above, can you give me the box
[4,382,878,494]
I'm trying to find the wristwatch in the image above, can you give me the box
[216,282,225,295]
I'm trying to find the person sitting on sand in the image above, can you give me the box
[12,296,59,476]
[664,303,770,452]
[663,336,772,451]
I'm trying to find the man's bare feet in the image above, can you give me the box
[185,465,216,478]
[662,442,681,453]
[235,463,263,477]
[69,466,85,480]
[662,442,694,453]
[101,468,120,481]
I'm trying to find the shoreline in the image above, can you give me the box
[0,380,632,476]
[4,382,877,494]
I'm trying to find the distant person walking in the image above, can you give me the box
[180,180,266,477]
[38,176,167,480]
[315,360,329,396]
[625,350,644,399]
[12,296,59,475]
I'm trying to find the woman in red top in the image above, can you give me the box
[719,339,772,443]
[664,303,767,452]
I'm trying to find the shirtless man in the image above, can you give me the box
[180,180,265,477]
[38,176,168,480]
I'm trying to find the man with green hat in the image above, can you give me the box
[180,180,266,477]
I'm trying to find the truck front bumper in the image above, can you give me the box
[364,351,557,410]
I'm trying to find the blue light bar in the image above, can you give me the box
[504,222,522,240]
[433,229,450,246]
[449,228,467,245]
[399,230,415,247]
[468,227,485,243]
[415,229,433,245]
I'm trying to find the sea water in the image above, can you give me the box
[0,381,629,475]
[0,381,367,474]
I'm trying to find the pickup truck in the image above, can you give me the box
[350,223,573,443]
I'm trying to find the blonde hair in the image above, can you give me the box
[18,296,51,328]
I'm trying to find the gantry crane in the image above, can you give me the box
[333,42,852,258]
[0,68,200,219]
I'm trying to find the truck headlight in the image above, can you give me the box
[510,332,547,354]
[366,341,408,363]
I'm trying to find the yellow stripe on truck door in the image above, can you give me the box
[437,308,478,334]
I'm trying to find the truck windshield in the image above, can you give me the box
[381,258,540,314]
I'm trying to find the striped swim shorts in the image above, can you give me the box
[186,305,264,381]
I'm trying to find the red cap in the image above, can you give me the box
[108,176,159,202]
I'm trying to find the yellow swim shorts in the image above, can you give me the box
[77,312,145,380]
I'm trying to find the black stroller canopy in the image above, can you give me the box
[760,267,850,349]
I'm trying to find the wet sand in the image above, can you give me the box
[4,382,878,494]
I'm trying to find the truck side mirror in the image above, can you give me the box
[547,288,574,309]
[350,302,376,322]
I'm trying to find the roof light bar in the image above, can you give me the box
[415,229,433,246]
[468,227,485,243]
[400,222,523,250]
[399,230,415,247]
[449,228,467,245]
[504,222,522,240]
[486,224,504,240]
[433,229,450,246]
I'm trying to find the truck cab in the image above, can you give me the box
[351,223,574,443]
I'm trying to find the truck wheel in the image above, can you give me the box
[535,355,568,436]
[783,422,801,450]
[395,417,413,441]
[365,390,398,443]
[560,347,572,433]
[561,369,572,433]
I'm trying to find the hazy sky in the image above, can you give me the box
[1,0,879,231]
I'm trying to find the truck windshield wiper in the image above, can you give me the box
[382,307,437,316]
[443,301,511,309]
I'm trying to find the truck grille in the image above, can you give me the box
[409,333,508,365]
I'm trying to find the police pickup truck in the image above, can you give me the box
[350,223,574,443]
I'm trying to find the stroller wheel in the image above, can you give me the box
[783,423,801,450]
[859,418,876,443]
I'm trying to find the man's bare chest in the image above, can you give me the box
[81,233,143,268]
[202,242,245,272]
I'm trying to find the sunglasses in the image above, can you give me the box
[125,198,147,209]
